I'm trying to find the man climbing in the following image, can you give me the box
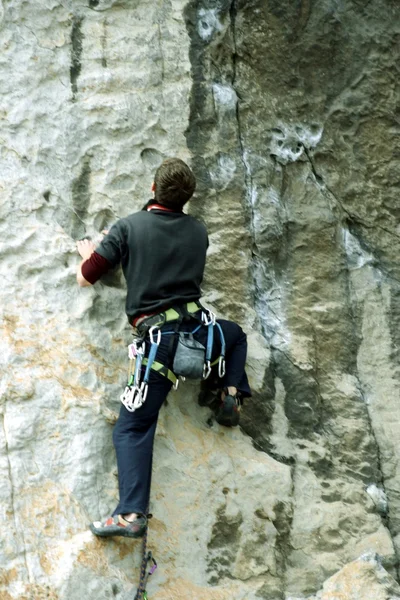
[76,157,251,540]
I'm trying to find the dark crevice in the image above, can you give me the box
[101,20,107,68]
[250,433,295,466]
[272,342,326,431]
[309,322,325,435]
[68,156,91,239]
[157,23,165,84]
[239,369,276,457]
[184,2,215,220]
[229,7,295,591]
[271,497,294,593]
[303,146,324,186]
[229,0,268,340]
[273,348,321,440]
[229,0,255,242]
[70,16,84,100]
[72,157,91,218]
[207,505,243,584]
[157,22,166,115]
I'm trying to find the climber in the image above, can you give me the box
[76,157,251,540]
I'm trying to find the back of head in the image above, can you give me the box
[154,158,196,210]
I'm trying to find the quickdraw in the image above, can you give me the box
[134,509,157,600]
[120,338,146,412]
[120,327,162,413]
[134,551,157,600]
[215,321,226,378]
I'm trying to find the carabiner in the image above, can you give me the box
[173,378,179,390]
[121,386,138,412]
[120,385,129,405]
[201,310,216,326]
[139,381,149,404]
[218,357,226,378]
[149,326,161,345]
[203,360,212,380]
[129,340,145,360]
[132,393,144,411]
[134,354,144,387]
[128,343,137,360]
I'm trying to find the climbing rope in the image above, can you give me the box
[134,514,157,600]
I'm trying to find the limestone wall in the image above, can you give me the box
[1,1,400,599]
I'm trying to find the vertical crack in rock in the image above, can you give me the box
[229,0,253,233]
[390,287,400,378]
[183,1,217,223]
[70,16,84,101]
[229,3,294,595]
[304,147,400,244]
[229,0,261,281]
[157,21,166,114]
[1,414,30,582]
[229,0,261,331]
[184,3,294,594]
[70,156,91,239]
[304,146,400,578]
[303,147,400,291]
[343,237,400,578]
[228,2,290,344]
[310,322,325,434]
[354,370,400,578]
[271,498,294,599]
[101,19,107,68]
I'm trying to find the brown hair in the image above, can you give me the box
[154,158,196,209]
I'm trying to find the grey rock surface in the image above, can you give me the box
[309,553,400,600]
[1,0,400,599]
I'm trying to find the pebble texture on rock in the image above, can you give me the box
[1,1,400,599]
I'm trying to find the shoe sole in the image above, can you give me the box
[89,522,146,539]
[216,396,240,427]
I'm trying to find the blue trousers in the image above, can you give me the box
[112,318,251,516]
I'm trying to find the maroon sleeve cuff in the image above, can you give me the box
[81,251,112,284]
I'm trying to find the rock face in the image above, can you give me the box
[298,553,400,600]
[1,1,400,599]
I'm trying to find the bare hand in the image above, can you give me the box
[77,239,96,261]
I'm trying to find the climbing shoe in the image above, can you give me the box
[215,393,240,427]
[89,514,147,539]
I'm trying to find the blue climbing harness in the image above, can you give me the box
[120,307,225,413]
